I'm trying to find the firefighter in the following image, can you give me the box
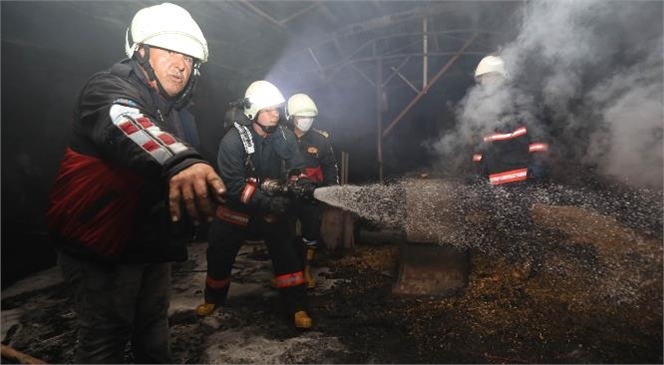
[196,80,315,329]
[469,55,550,266]
[471,55,549,186]
[46,3,224,363]
[286,93,339,289]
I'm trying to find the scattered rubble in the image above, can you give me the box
[1,198,662,363]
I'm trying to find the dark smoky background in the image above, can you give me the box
[2,1,662,287]
[429,0,663,190]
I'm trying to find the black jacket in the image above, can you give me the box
[217,123,305,214]
[47,58,208,263]
[294,128,339,186]
[472,120,549,185]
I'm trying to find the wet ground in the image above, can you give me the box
[1,203,662,364]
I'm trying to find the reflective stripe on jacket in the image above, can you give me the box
[47,59,206,262]
[472,124,548,186]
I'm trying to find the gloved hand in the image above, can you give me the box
[262,196,291,215]
[289,178,316,201]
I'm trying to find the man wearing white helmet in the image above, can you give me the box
[286,93,339,289]
[468,55,550,275]
[196,80,315,330]
[470,55,549,187]
[46,3,224,363]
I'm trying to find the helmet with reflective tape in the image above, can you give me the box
[125,3,209,63]
[286,93,318,119]
[474,55,508,80]
[243,80,286,120]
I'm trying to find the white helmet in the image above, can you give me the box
[125,3,209,63]
[286,93,318,119]
[243,80,286,120]
[474,55,508,80]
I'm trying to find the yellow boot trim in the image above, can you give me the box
[294,310,313,329]
[305,247,316,261]
[195,303,217,317]
[304,265,316,289]
[304,247,316,289]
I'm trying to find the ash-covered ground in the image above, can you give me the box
[2,182,663,364]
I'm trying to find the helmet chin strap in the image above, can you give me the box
[134,44,200,111]
[135,45,170,99]
[255,122,278,134]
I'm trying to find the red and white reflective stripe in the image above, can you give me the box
[483,126,527,142]
[109,104,188,164]
[206,275,230,289]
[274,272,305,288]
[529,142,549,153]
[216,206,249,226]
[472,154,483,162]
[489,168,528,185]
[240,180,257,204]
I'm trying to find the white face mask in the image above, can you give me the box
[295,117,314,132]
[478,73,505,89]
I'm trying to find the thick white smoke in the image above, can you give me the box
[586,50,663,188]
[433,0,663,189]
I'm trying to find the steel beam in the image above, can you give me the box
[382,33,477,138]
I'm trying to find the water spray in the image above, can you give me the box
[312,178,662,305]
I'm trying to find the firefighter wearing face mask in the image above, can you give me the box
[196,81,314,330]
[286,93,339,289]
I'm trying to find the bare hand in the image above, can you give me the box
[169,163,226,224]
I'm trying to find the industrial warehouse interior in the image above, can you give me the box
[1,1,662,364]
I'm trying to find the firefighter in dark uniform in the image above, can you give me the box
[470,55,549,262]
[286,93,339,289]
[195,80,315,329]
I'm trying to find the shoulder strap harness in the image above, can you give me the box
[234,122,257,174]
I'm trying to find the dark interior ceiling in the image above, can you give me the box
[2,1,523,91]
[2,1,525,175]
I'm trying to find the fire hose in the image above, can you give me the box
[260,178,316,201]
[257,178,317,223]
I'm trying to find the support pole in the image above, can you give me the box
[423,17,429,90]
[376,57,384,183]
[382,33,477,137]
[340,151,349,185]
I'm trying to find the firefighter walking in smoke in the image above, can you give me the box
[469,55,550,269]
[196,80,316,329]
[286,93,339,289]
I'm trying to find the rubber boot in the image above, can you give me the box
[294,310,313,329]
[195,303,217,317]
[304,247,316,289]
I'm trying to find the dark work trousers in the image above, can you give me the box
[57,251,172,364]
[205,216,308,316]
[292,201,323,263]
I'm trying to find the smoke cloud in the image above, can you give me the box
[432,0,663,189]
